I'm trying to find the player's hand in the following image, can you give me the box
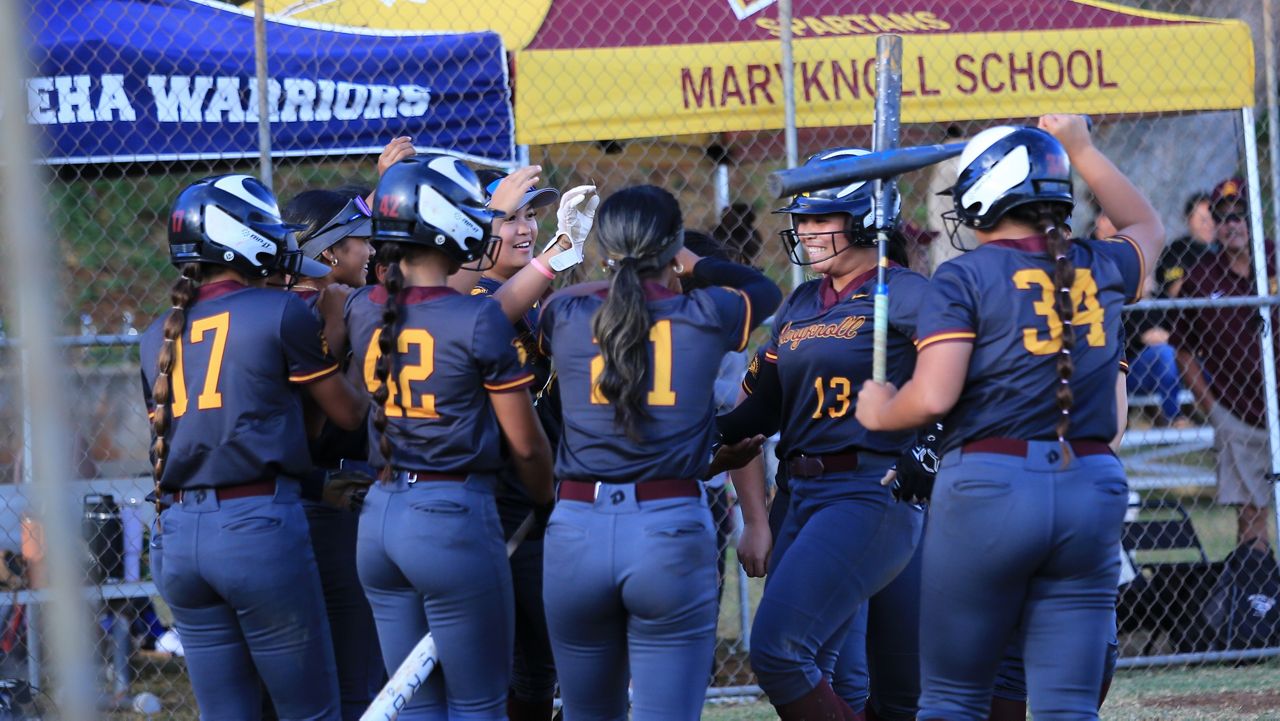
[673,247,702,278]
[855,380,898,431]
[885,421,943,504]
[322,469,373,512]
[317,283,353,358]
[1038,114,1092,155]
[737,520,772,578]
[545,185,599,269]
[317,283,352,324]
[377,136,416,177]
[489,165,542,216]
[709,434,766,476]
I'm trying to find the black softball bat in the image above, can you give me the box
[768,142,966,199]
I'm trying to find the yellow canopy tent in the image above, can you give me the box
[263,0,1254,145]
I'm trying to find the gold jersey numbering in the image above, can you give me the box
[1012,268,1106,355]
[589,319,677,407]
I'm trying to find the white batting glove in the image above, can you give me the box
[543,185,599,271]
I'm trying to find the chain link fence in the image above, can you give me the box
[7,0,1280,716]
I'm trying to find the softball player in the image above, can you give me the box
[279,189,383,720]
[537,184,781,720]
[140,175,369,720]
[988,353,1131,721]
[469,171,599,721]
[347,156,556,721]
[855,114,1164,720]
[716,147,927,720]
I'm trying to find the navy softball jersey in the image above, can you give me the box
[472,276,552,388]
[537,274,754,483]
[742,264,927,458]
[140,280,339,490]
[915,235,1144,452]
[346,285,534,473]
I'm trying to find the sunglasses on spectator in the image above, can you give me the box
[301,196,372,257]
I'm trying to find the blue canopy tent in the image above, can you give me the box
[27,0,515,165]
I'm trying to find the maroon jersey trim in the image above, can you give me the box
[197,279,249,302]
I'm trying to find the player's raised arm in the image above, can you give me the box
[1040,114,1166,269]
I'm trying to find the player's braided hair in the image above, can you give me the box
[150,262,204,519]
[592,185,684,442]
[372,242,407,480]
[1011,202,1076,450]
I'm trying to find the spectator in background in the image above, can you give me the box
[1172,177,1275,550]
[1107,205,1191,429]
[713,202,763,267]
[899,219,940,275]
[1157,192,1219,299]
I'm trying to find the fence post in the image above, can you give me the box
[1242,108,1280,545]
[254,0,273,185]
[0,1,94,714]
[1265,0,1280,284]
[778,0,803,292]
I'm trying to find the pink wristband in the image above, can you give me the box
[530,256,555,280]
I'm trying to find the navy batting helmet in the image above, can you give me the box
[168,175,325,279]
[371,155,502,268]
[945,126,1073,231]
[775,147,892,265]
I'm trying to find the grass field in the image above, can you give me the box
[702,661,1280,720]
[116,654,1280,719]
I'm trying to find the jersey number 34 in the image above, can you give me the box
[1013,268,1106,355]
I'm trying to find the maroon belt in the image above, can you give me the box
[962,438,1113,458]
[785,451,860,479]
[558,478,700,502]
[176,479,276,503]
[399,470,466,484]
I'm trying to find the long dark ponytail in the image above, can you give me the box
[372,242,406,479]
[150,263,204,514]
[591,185,684,441]
[1011,202,1076,448]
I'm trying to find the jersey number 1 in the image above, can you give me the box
[1013,268,1106,355]
[589,320,677,406]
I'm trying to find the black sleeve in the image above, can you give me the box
[716,356,782,442]
[693,257,783,325]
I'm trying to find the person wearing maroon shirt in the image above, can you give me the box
[1172,177,1275,550]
